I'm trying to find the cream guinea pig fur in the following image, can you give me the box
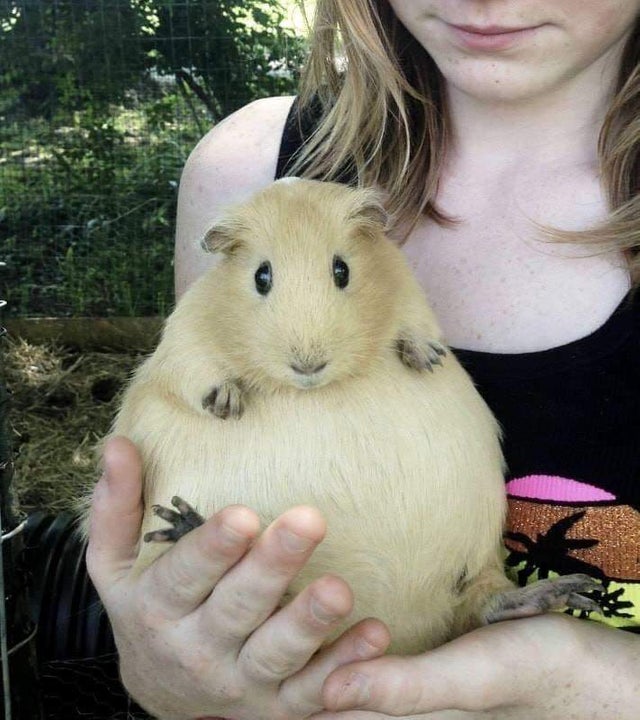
[106,179,564,654]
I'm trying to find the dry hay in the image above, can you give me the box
[3,337,143,514]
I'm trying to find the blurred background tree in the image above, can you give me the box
[1,0,306,120]
[1,0,152,119]
[151,0,306,122]
[0,0,308,317]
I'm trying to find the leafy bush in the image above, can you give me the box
[151,0,307,119]
[1,1,306,121]
[1,0,152,118]
[0,100,199,316]
[0,1,308,317]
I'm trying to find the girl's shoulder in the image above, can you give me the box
[183,95,296,197]
[174,96,295,294]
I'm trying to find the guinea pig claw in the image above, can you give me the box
[481,573,604,624]
[202,379,244,419]
[144,496,205,543]
[565,592,603,615]
[171,495,205,528]
[396,335,447,373]
[428,342,447,361]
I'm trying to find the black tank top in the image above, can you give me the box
[276,98,640,631]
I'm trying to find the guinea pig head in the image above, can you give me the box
[202,180,405,392]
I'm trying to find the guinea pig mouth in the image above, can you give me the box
[293,375,326,390]
[288,360,330,389]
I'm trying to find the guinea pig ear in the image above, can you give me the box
[201,223,241,255]
[350,190,388,230]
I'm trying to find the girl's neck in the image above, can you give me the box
[444,50,622,177]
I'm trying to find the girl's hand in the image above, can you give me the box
[86,437,391,720]
[316,613,640,720]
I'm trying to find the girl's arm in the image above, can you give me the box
[316,613,640,719]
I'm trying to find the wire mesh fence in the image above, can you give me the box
[0,0,307,318]
[1,3,307,717]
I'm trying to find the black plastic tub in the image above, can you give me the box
[23,512,150,719]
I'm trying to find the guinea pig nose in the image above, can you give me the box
[291,361,328,375]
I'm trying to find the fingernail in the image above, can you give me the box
[310,597,341,624]
[334,672,370,709]
[355,635,382,658]
[279,528,313,553]
[98,452,111,483]
[220,521,247,547]
[93,470,112,499]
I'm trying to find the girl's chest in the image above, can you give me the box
[401,208,630,354]
[397,174,640,632]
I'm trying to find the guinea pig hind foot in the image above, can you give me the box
[144,496,205,543]
[395,333,447,373]
[480,573,603,624]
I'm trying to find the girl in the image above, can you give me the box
[87,2,640,717]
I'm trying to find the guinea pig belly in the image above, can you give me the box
[133,353,506,652]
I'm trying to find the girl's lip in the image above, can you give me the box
[452,24,535,35]
[447,23,543,51]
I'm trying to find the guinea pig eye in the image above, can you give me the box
[255,261,273,295]
[332,255,349,289]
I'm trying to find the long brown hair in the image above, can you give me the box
[292,1,640,281]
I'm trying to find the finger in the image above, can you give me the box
[86,436,145,594]
[315,716,373,719]
[312,714,410,719]
[201,505,327,650]
[142,503,261,619]
[279,617,391,717]
[239,574,354,685]
[322,627,519,715]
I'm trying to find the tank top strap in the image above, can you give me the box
[274,95,357,185]
[275,96,314,180]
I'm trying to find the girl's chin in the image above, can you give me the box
[441,64,566,105]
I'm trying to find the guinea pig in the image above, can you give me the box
[107,178,600,654]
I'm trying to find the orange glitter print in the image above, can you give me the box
[504,475,640,630]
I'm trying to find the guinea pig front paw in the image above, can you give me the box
[202,379,244,419]
[143,496,205,543]
[395,334,447,373]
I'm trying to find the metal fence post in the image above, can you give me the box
[0,270,44,719]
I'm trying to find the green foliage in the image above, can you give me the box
[0,1,307,121]
[150,0,307,119]
[0,1,152,118]
[0,99,204,317]
[0,1,308,317]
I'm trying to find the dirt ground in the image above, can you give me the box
[3,338,143,514]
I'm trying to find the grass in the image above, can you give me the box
[4,337,141,513]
